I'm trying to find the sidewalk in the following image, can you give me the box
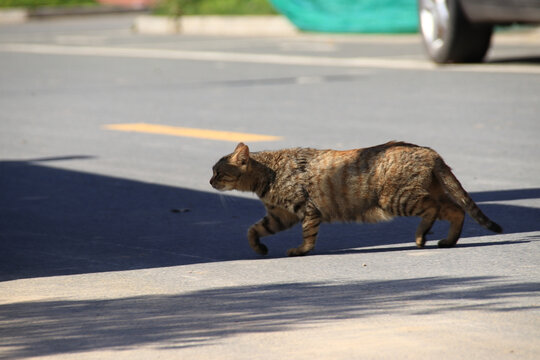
[0,5,297,36]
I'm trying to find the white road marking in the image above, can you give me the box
[1,43,539,74]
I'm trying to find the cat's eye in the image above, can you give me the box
[214,170,231,182]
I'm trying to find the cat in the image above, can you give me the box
[210,141,502,257]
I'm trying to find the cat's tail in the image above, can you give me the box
[434,158,503,233]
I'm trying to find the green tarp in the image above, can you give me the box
[270,0,418,33]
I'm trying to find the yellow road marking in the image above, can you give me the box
[103,123,282,142]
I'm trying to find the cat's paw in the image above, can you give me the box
[286,248,307,257]
[437,239,457,248]
[253,243,268,255]
[415,237,426,248]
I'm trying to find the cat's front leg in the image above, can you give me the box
[287,207,321,257]
[247,222,269,255]
[248,208,299,255]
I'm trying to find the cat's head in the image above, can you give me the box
[210,142,250,191]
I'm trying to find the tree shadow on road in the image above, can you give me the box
[0,276,538,359]
[1,159,539,281]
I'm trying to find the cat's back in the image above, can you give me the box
[255,141,437,179]
[300,141,434,174]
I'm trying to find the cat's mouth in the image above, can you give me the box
[209,178,225,191]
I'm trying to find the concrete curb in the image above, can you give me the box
[30,5,148,18]
[0,9,298,36]
[0,8,28,24]
[0,6,148,24]
[133,15,298,36]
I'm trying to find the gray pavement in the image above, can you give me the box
[0,15,539,359]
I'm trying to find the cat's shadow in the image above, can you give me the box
[312,188,540,255]
[1,159,539,281]
[320,240,534,256]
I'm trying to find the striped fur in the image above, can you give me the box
[210,141,502,256]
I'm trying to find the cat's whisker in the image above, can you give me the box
[219,193,232,210]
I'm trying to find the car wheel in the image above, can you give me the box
[418,0,493,63]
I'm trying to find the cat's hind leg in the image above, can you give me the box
[437,200,465,248]
[248,207,299,255]
[415,207,438,248]
[408,196,439,248]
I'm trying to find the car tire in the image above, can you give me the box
[418,0,493,63]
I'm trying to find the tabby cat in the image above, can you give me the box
[210,141,502,256]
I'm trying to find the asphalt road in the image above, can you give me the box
[0,15,539,359]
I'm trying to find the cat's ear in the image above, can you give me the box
[232,142,249,167]
[234,142,246,152]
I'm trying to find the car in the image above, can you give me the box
[418,0,540,63]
